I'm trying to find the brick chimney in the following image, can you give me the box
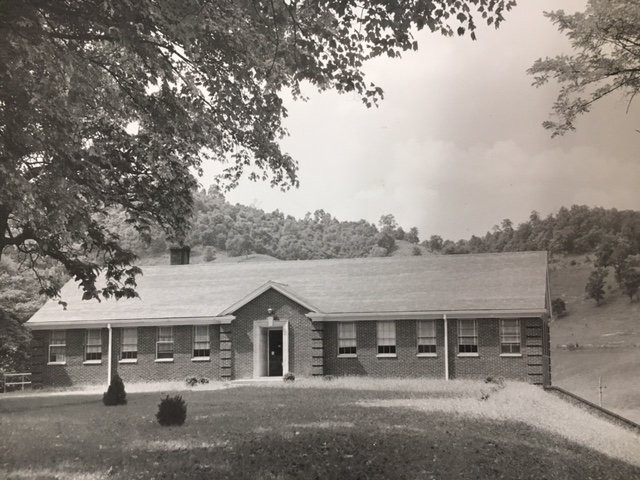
[169,246,190,265]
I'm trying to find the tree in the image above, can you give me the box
[378,215,398,235]
[585,268,608,305]
[1,1,515,300]
[529,1,640,136]
[428,235,444,252]
[406,227,420,244]
[621,268,640,301]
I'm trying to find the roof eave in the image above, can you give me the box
[306,309,548,322]
[26,315,236,330]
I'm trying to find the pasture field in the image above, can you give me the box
[1,379,639,480]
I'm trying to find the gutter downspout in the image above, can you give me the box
[107,323,113,385]
[443,314,449,381]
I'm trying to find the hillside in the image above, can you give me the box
[549,255,640,422]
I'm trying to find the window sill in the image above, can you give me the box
[416,353,438,358]
[457,353,479,357]
[47,362,66,366]
[119,359,138,364]
[337,354,357,358]
[83,360,102,365]
[500,353,522,357]
[155,358,174,363]
[191,357,211,362]
[376,353,397,358]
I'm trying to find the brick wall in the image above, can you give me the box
[113,326,220,384]
[30,325,221,387]
[322,318,548,382]
[323,320,446,378]
[231,289,313,379]
[447,317,546,383]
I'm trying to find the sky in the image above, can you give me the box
[199,0,640,241]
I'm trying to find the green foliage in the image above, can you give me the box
[529,0,640,136]
[585,268,608,305]
[103,374,127,406]
[1,1,514,301]
[157,395,187,426]
[551,298,567,318]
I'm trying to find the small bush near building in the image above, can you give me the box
[103,374,127,406]
[283,372,295,382]
[156,395,187,426]
[185,376,198,387]
[551,298,567,318]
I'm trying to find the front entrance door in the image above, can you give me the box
[268,329,283,376]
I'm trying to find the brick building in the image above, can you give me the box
[26,250,552,387]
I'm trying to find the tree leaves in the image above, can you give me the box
[0,0,515,300]
[528,0,640,136]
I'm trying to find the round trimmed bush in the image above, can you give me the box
[156,395,187,426]
[103,374,127,406]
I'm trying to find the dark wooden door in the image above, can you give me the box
[268,329,283,376]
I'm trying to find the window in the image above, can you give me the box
[48,330,66,364]
[500,319,521,354]
[193,325,210,358]
[377,321,396,355]
[337,322,357,356]
[121,328,138,360]
[84,329,102,361]
[417,320,436,354]
[458,319,478,354]
[156,327,174,360]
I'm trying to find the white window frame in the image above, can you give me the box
[156,327,174,362]
[500,319,522,356]
[376,321,396,357]
[48,330,66,365]
[84,329,102,363]
[192,325,211,360]
[120,328,138,363]
[458,319,478,356]
[337,322,357,357]
[417,320,437,356]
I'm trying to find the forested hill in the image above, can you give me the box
[426,205,640,258]
[105,188,422,261]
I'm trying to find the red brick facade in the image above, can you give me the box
[30,288,550,386]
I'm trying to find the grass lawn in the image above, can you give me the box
[1,380,639,480]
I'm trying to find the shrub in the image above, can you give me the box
[156,395,187,426]
[103,374,127,406]
[411,246,422,256]
[199,377,210,384]
[283,372,295,382]
[323,375,334,382]
[551,298,567,318]
[185,376,199,387]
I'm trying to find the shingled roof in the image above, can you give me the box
[26,251,549,328]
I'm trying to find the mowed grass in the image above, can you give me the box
[1,380,639,480]
[549,255,640,422]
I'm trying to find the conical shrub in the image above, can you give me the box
[103,374,127,406]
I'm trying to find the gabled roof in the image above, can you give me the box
[26,251,549,328]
